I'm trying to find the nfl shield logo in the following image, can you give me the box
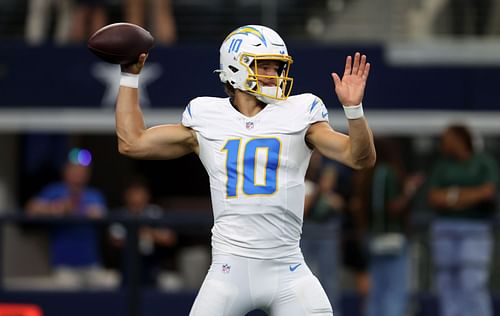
[222,264,231,274]
[246,121,254,129]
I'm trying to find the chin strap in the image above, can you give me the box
[255,86,283,104]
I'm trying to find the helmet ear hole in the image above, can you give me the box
[229,66,239,73]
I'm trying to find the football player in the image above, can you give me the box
[115,25,375,316]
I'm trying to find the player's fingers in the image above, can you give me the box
[343,55,352,76]
[362,62,371,80]
[358,54,367,75]
[352,52,360,75]
[138,53,148,66]
[332,73,341,86]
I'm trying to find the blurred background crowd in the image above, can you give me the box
[1,1,500,316]
[2,0,500,44]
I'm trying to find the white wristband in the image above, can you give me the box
[120,72,140,88]
[343,103,364,119]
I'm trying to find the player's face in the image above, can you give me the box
[255,60,281,87]
[124,186,150,213]
[63,163,90,190]
[441,129,463,158]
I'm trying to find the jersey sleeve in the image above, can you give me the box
[86,189,107,207]
[306,94,329,125]
[180,97,228,137]
[85,189,108,215]
[181,99,196,128]
[37,183,64,201]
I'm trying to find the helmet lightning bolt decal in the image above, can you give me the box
[224,26,267,47]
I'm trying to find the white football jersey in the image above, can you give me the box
[182,93,329,259]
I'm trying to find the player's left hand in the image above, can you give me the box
[121,53,148,75]
[332,52,370,106]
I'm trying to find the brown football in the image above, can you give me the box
[88,23,154,64]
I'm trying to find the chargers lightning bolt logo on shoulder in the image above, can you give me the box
[309,98,321,113]
[224,26,267,47]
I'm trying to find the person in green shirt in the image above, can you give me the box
[427,124,498,316]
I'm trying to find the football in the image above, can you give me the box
[88,23,154,65]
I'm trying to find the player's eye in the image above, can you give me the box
[261,65,279,73]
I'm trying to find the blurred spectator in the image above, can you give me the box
[302,154,345,312]
[124,0,176,45]
[344,170,371,308]
[26,148,117,289]
[353,137,424,316]
[408,0,448,39]
[70,0,108,43]
[427,124,498,316]
[24,0,108,45]
[108,177,179,288]
[25,0,73,45]
[450,0,493,36]
[409,0,495,38]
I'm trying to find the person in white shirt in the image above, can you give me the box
[115,25,375,316]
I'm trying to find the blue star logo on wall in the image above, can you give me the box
[91,62,162,108]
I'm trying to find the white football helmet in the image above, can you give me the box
[217,25,293,104]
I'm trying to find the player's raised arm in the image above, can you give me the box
[116,53,198,160]
[307,52,376,169]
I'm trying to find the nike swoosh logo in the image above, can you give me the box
[322,111,328,118]
[289,263,302,272]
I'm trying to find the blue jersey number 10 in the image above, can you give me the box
[222,138,281,197]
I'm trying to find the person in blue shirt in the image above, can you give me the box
[26,151,117,289]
